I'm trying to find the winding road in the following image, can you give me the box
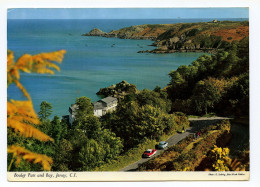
[120,117,231,171]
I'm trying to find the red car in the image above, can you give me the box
[142,149,157,158]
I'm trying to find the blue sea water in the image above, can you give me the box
[7,18,247,117]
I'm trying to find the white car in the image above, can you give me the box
[158,141,168,149]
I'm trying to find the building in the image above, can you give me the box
[68,96,118,125]
[93,96,118,117]
[69,104,79,125]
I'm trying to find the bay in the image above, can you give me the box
[7,19,245,117]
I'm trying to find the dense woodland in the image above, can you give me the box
[168,37,249,116]
[7,25,249,171]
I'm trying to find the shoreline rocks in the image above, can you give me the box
[82,28,157,40]
[82,28,107,36]
[138,48,217,54]
[96,80,137,99]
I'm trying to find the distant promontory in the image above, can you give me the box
[82,21,249,53]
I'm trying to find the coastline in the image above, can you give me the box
[82,21,249,54]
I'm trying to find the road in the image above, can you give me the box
[120,117,231,171]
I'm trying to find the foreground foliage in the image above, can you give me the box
[7,50,66,171]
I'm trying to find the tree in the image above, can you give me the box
[168,71,189,100]
[136,89,171,113]
[50,116,63,144]
[75,115,101,140]
[52,139,73,171]
[38,101,53,121]
[75,96,94,120]
[153,85,161,93]
[191,78,224,115]
[169,71,185,85]
[7,49,66,171]
[167,37,249,116]
[224,73,249,116]
[78,139,105,170]
[72,96,101,139]
[57,96,125,171]
[102,98,188,149]
[78,131,123,171]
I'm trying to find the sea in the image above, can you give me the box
[7,18,247,117]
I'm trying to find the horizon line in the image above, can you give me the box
[7,18,249,20]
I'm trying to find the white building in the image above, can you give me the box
[69,104,79,125]
[93,96,118,117]
[68,96,118,125]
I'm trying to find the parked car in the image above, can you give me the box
[158,141,168,149]
[142,149,157,158]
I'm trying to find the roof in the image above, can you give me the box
[93,101,106,110]
[100,96,117,104]
[93,96,118,110]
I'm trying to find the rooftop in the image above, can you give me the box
[101,96,117,104]
[93,101,106,110]
[93,96,117,110]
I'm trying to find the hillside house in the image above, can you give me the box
[93,96,118,117]
[68,96,118,125]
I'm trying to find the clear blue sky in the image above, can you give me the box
[7,8,249,19]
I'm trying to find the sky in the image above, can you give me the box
[7,8,249,19]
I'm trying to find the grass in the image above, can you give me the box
[188,113,217,118]
[202,113,217,117]
[181,137,203,154]
[188,115,200,118]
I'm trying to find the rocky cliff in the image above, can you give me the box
[82,21,249,53]
[96,80,137,99]
[84,28,107,36]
